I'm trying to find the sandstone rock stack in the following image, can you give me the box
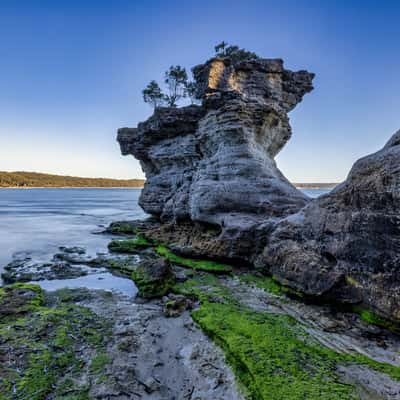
[118,57,314,256]
[118,55,400,322]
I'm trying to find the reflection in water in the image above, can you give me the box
[36,272,138,297]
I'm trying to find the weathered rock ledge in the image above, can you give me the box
[118,55,400,323]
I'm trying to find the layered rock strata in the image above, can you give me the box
[118,57,314,259]
[118,58,313,228]
[118,55,400,322]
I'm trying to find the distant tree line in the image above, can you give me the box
[0,171,145,188]
[142,42,259,109]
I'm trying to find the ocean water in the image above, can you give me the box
[301,188,334,198]
[0,187,330,276]
[0,188,147,275]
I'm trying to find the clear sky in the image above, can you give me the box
[0,0,399,183]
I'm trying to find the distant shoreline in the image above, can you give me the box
[0,171,145,189]
[0,171,338,190]
[1,185,336,190]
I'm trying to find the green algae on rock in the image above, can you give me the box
[156,245,232,273]
[239,273,284,297]
[99,255,140,277]
[351,305,400,335]
[0,283,45,321]
[108,237,151,253]
[163,294,194,317]
[171,271,400,399]
[89,353,111,374]
[106,221,139,235]
[0,285,111,400]
[192,302,359,400]
[131,258,176,298]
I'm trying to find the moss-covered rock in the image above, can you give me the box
[352,305,400,335]
[171,272,400,400]
[96,255,140,277]
[163,294,194,317]
[239,273,284,296]
[131,258,176,298]
[192,302,359,400]
[108,237,151,253]
[156,245,232,274]
[0,283,45,321]
[0,285,111,400]
[107,221,138,235]
[89,353,111,374]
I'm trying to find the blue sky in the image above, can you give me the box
[0,0,399,182]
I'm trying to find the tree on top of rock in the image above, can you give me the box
[143,66,192,109]
[214,42,259,62]
[164,65,188,107]
[142,43,258,109]
[142,80,166,109]
[184,81,199,104]
[214,41,228,54]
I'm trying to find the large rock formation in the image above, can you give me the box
[258,131,400,321]
[118,55,400,323]
[118,57,314,252]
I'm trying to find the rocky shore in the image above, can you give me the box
[0,243,243,400]
[1,52,400,400]
[2,228,400,399]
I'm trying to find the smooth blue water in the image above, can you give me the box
[0,187,330,276]
[301,188,333,198]
[0,188,147,273]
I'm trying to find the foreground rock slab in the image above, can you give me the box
[0,284,243,400]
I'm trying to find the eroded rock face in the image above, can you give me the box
[118,55,400,322]
[118,57,314,230]
[258,131,400,321]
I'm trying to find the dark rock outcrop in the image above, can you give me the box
[118,55,400,323]
[258,131,400,321]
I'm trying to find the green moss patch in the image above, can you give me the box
[239,273,284,296]
[192,302,360,399]
[172,272,236,306]
[89,353,111,374]
[107,221,138,235]
[156,245,232,273]
[352,305,400,335]
[131,265,175,298]
[0,286,111,400]
[170,272,400,399]
[108,237,151,253]
[0,283,45,322]
[103,257,139,277]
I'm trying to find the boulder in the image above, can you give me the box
[258,131,400,321]
[131,258,175,298]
